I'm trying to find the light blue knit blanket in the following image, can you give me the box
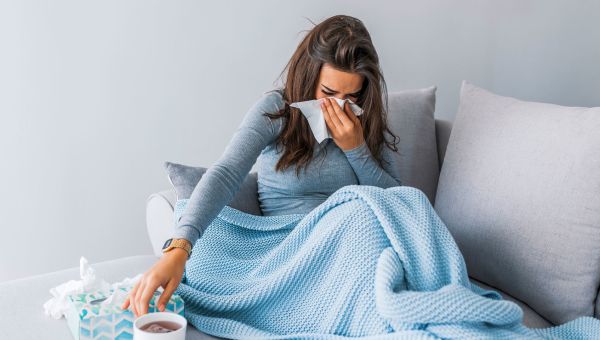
[173,185,600,339]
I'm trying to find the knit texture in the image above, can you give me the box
[173,185,600,339]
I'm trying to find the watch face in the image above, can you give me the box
[162,238,172,249]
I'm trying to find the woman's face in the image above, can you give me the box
[314,63,364,102]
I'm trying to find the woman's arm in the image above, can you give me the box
[172,90,284,245]
[342,138,402,188]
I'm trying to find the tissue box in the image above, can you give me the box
[65,287,184,340]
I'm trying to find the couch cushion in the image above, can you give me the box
[0,255,221,340]
[469,278,552,328]
[434,80,600,324]
[434,119,453,172]
[164,161,262,216]
[385,86,440,204]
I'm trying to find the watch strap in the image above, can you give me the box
[162,238,192,259]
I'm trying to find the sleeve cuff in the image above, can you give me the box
[342,141,370,158]
[172,224,200,247]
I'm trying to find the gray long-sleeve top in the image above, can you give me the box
[172,88,402,245]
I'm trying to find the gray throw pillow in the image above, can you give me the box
[434,80,600,324]
[163,161,263,216]
[385,86,439,204]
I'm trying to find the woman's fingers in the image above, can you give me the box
[121,294,130,310]
[156,279,178,312]
[121,279,139,310]
[321,98,342,131]
[134,278,147,317]
[124,279,142,316]
[345,101,360,124]
[329,98,353,127]
[138,279,159,316]
[322,101,335,135]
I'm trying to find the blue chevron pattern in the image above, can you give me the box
[65,287,184,339]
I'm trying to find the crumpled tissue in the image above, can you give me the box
[42,256,143,319]
[290,97,364,143]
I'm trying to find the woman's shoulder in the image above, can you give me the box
[259,87,285,108]
[262,87,284,96]
[248,87,285,119]
[241,88,286,137]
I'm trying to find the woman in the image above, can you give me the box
[122,14,402,318]
[120,14,600,339]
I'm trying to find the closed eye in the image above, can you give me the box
[321,89,359,100]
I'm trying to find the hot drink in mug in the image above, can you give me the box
[133,312,186,340]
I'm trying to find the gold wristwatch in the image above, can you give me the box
[161,238,192,259]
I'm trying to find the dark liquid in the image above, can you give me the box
[139,320,182,333]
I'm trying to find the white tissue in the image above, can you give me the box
[42,256,143,319]
[290,97,364,144]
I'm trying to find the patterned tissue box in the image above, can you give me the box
[65,287,185,340]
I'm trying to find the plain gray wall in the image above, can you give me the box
[1,0,598,282]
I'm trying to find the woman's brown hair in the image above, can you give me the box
[264,15,399,177]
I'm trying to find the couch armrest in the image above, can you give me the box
[146,188,177,257]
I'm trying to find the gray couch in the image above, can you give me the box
[0,117,561,339]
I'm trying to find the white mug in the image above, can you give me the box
[133,311,187,340]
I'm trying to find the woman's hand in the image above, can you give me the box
[321,97,365,151]
[121,247,188,318]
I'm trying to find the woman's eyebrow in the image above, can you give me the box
[321,84,361,96]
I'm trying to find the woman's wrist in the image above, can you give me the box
[165,247,189,262]
[342,140,368,155]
